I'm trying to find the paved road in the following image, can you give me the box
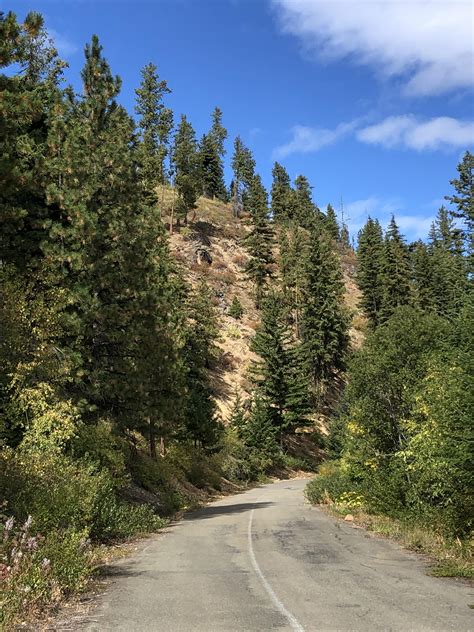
[86,479,473,631]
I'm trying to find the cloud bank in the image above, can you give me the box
[274,115,474,157]
[272,0,474,96]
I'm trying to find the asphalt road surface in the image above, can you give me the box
[86,478,473,631]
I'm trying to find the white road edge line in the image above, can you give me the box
[247,505,305,632]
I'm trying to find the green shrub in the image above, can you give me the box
[0,448,107,533]
[72,420,129,485]
[0,448,166,542]
[91,484,166,541]
[305,462,352,504]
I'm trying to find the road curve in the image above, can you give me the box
[86,479,473,631]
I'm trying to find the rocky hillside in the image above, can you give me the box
[161,189,365,424]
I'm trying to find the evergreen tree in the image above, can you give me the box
[279,224,307,338]
[445,150,473,271]
[180,282,221,447]
[340,222,350,249]
[301,223,349,390]
[380,216,412,321]
[271,162,292,223]
[0,10,63,269]
[81,35,121,131]
[425,207,467,319]
[244,175,274,307]
[172,114,199,225]
[411,240,437,313]
[325,204,340,241]
[228,295,244,320]
[229,389,247,435]
[135,62,173,195]
[356,217,384,327]
[293,175,323,228]
[243,394,280,466]
[231,135,255,217]
[250,292,310,440]
[199,106,227,200]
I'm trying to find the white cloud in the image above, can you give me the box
[396,214,435,238]
[273,121,357,158]
[357,115,474,150]
[272,0,474,96]
[342,196,434,240]
[49,29,78,57]
[274,115,473,156]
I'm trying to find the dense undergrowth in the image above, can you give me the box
[306,304,473,578]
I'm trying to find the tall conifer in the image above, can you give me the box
[244,175,274,307]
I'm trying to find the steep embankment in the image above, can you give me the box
[163,190,365,426]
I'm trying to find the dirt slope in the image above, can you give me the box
[161,191,364,422]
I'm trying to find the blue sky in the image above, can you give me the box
[7,0,474,241]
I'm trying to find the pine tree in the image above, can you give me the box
[135,62,173,196]
[81,35,121,131]
[301,223,349,390]
[356,217,384,327]
[271,162,292,223]
[325,204,340,241]
[231,136,255,217]
[199,106,227,200]
[172,114,199,225]
[0,10,63,269]
[380,216,412,321]
[244,175,274,307]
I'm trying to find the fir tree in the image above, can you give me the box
[340,222,350,249]
[293,175,322,228]
[181,282,221,447]
[411,240,437,313]
[135,62,173,195]
[445,151,473,273]
[172,114,199,225]
[231,135,255,217]
[325,204,340,241]
[250,292,310,441]
[243,394,280,465]
[356,217,384,327]
[380,216,412,321]
[229,389,247,436]
[199,106,228,200]
[301,223,349,390]
[279,224,307,338]
[244,175,274,307]
[426,207,468,319]
[271,162,292,223]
